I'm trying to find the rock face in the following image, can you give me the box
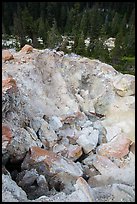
[2,47,135,202]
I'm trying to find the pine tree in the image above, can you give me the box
[111,12,121,36]
[91,38,110,62]
[13,11,26,48]
[47,19,62,49]
[75,32,86,56]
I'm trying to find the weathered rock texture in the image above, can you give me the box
[2,47,135,202]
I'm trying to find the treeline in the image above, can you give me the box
[2,2,135,74]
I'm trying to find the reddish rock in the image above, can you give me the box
[2,124,12,149]
[2,50,14,61]
[20,44,33,53]
[2,77,17,93]
[97,134,132,158]
[22,146,83,177]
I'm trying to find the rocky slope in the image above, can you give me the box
[2,45,135,202]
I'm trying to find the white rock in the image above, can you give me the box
[76,127,99,153]
[105,125,122,142]
[113,74,135,97]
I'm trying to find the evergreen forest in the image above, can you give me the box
[2,2,135,75]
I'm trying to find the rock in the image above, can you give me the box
[2,77,17,117]
[111,183,135,202]
[74,177,95,202]
[91,183,134,202]
[2,77,17,93]
[53,143,68,156]
[49,116,63,131]
[101,95,135,142]
[16,169,49,199]
[88,152,135,187]
[76,127,99,153]
[2,174,28,202]
[20,44,33,53]
[58,126,78,144]
[96,134,132,158]
[130,142,135,154]
[39,120,58,148]
[2,50,14,61]
[92,155,119,175]
[8,128,42,162]
[104,124,122,142]
[93,120,107,144]
[2,124,12,153]
[113,74,135,97]
[67,144,83,161]
[22,146,83,177]
[81,120,93,128]
[16,169,39,187]
[2,48,135,202]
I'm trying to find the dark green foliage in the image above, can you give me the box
[46,19,62,49]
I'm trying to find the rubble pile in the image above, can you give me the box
[2,46,135,202]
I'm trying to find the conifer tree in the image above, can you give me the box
[47,19,62,49]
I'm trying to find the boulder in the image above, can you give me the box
[22,146,83,177]
[2,50,14,61]
[20,44,33,53]
[113,74,135,97]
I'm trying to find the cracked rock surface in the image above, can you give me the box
[2,46,135,202]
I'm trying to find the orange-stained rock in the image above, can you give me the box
[97,134,132,158]
[2,77,17,93]
[29,146,58,165]
[2,50,14,61]
[22,146,83,177]
[2,124,12,150]
[20,44,33,53]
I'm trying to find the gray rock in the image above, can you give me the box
[2,174,28,202]
[49,116,63,131]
